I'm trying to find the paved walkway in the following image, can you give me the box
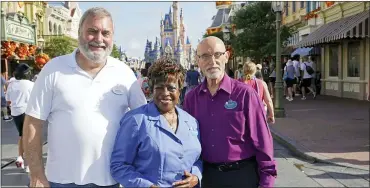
[270,95,369,171]
[1,119,48,168]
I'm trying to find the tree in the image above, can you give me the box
[232,2,293,62]
[43,36,75,58]
[111,44,121,59]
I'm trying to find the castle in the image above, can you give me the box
[144,2,193,69]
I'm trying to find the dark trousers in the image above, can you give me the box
[202,159,260,188]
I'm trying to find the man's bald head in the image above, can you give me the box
[197,36,226,54]
[196,36,229,81]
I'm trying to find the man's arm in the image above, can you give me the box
[128,79,147,109]
[245,89,277,187]
[23,115,46,177]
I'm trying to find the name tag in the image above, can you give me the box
[112,84,125,95]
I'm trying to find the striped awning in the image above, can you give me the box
[297,10,369,48]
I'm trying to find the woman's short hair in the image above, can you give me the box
[148,57,186,91]
[243,61,257,80]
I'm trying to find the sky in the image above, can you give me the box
[78,2,218,59]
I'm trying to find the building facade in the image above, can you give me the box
[144,2,192,69]
[44,2,70,36]
[65,2,82,40]
[297,2,370,100]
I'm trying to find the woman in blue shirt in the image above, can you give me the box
[110,57,202,188]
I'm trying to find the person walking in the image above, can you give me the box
[241,62,275,124]
[183,36,276,188]
[185,65,201,95]
[1,72,12,122]
[283,59,296,101]
[110,57,202,188]
[23,7,146,188]
[300,56,316,100]
[5,63,34,172]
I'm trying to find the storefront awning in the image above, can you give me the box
[297,10,369,48]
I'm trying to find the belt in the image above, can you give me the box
[204,157,256,172]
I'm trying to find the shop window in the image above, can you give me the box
[347,41,360,77]
[49,21,52,33]
[292,2,296,12]
[285,2,288,16]
[300,1,304,8]
[329,45,339,77]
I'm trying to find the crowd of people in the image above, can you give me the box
[1,7,279,188]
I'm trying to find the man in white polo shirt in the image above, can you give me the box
[23,7,146,188]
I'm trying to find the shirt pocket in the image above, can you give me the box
[225,110,246,139]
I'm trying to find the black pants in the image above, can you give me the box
[13,113,25,137]
[202,158,260,188]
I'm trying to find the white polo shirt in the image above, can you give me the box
[5,79,34,116]
[25,49,147,186]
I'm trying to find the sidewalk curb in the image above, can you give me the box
[1,141,48,169]
[270,127,369,171]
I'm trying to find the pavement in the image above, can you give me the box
[270,94,370,171]
[1,116,369,187]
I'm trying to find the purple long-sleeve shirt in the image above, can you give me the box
[183,74,277,187]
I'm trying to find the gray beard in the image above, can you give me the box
[78,42,113,64]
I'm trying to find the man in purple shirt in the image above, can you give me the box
[183,36,277,188]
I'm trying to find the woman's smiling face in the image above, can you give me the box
[152,75,180,113]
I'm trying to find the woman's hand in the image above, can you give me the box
[268,115,275,124]
[172,170,199,188]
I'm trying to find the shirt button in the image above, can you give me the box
[178,155,183,159]
[212,129,214,132]
[212,145,215,147]
[212,99,214,101]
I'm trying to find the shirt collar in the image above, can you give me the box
[68,48,115,68]
[199,73,232,94]
[147,101,185,122]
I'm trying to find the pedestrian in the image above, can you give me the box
[300,56,316,100]
[234,63,243,80]
[23,7,147,188]
[185,64,201,95]
[110,57,202,188]
[5,63,34,172]
[268,62,276,99]
[1,72,12,122]
[262,59,270,84]
[292,55,301,96]
[183,36,276,188]
[283,59,296,101]
[255,63,263,80]
[241,61,275,124]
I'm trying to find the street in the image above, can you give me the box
[1,119,369,187]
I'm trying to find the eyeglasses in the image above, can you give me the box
[197,52,226,61]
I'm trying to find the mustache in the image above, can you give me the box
[88,41,106,47]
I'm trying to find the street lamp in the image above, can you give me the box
[37,38,45,54]
[223,27,230,42]
[272,1,285,118]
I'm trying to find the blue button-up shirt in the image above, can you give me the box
[110,102,202,187]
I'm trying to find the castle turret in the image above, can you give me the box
[172,1,179,50]
[176,39,183,65]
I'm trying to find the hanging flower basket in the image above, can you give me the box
[35,53,50,69]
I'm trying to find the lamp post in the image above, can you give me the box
[223,27,232,69]
[37,38,45,54]
[272,2,285,118]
